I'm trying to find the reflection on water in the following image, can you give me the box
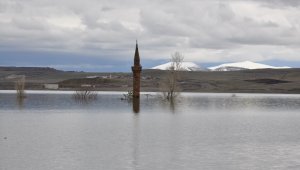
[132,114,140,170]
[73,95,98,106]
[168,98,179,113]
[132,97,140,114]
[16,97,25,110]
[1,91,300,170]
[1,91,299,112]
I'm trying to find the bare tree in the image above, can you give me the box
[15,75,26,99]
[160,52,184,100]
[169,51,184,71]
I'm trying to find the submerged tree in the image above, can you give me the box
[73,86,97,100]
[15,75,26,99]
[121,90,133,101]
[160,52,184,100]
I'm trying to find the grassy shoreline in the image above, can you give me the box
[1,67,300,94]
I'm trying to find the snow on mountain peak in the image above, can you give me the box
[151,62,202,71]
[209,61,290,71]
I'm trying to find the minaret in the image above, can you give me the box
[131,41,142,98]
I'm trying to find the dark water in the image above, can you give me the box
[1,91,300,170]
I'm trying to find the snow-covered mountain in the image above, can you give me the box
[151,61,290,72]
[151,62,203,71]
[209,61,290,71]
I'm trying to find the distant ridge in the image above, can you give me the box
[209,61,291,71]
[0,66,62,72]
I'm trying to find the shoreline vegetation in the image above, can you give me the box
[0,66,300,94]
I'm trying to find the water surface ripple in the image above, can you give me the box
[1,91,300,170]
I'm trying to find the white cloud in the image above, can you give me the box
[0,0,300,65]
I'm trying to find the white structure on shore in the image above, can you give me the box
[44,84,59,90]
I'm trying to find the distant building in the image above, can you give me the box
[44,84,59,90]
[86,75,112,79]
[6,74,25,80]
[86,76,99,79]
[101,75,112,79]
[81,84,95,88]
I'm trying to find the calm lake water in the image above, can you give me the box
[1,90,300,170]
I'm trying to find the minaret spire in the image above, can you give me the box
[134,40,140,66]
[132,41,142,99]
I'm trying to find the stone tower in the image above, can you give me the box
[131,41,142,98]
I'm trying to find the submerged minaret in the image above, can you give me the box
[132,41,142,98]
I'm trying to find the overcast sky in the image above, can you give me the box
[1,0,300,71]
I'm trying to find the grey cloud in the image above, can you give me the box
[11,17,47,31]
[101,6,114,12]
[0,0,300,65]
[140,10,194,37]
[251,0,300,7]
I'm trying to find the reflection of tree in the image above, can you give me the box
[73,97,95,105]
[160,97,180,114]
[169,98,176,113]
[16,97,25,109]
